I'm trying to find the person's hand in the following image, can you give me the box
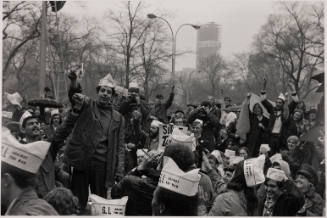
[72,93,85,110]
[137,152,161,171]
[68,70,77,81]
[201,151,212,172]
[127,143,136,150]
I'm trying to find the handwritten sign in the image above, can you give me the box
[90,195,128,216]
[158,124,188,151]
[244,155,265,187]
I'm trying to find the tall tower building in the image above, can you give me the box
[196,22,221,70]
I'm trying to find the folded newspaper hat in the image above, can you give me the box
[129,82,139,90]
[167,133,196,151]
[230,156,244,166]
[98,73,115,88]
[151,120,163,128]
[50,109,60,117]
[269,153,282,163]
[266,168,287,182]
[2,128,50,174]
[244,155,266,187]
[277,93,286,102]
[159,156,201,196]
[2,111,13,119]
[89,194,128,216]
[193,119,203,125]
[224,149,236,158]
[259,144,271,153]
[272,159,291,178]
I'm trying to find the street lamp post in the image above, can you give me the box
[147,13,200,82]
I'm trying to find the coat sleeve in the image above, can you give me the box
[115,115,126,178]
[261,99,274,115]
[208,193,232,216]
[164,92,175,109]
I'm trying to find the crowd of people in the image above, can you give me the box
[1,71,325,216]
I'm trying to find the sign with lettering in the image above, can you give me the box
[90,195,128,216]
[2,111,13,119]
[158,124,188,151]
[244,155,265,187]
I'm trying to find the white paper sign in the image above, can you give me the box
[2,111,13,119]
[158,124,188,151]
[90,195,128,216]
[244,155,265,187]
[159,157,201,196]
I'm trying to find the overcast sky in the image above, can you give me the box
[62,0,280,71]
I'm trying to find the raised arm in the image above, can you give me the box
[164,85,175,109]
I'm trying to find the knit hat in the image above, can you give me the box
[297,164,318,186]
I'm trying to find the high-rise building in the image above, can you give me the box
[196,22,221,70]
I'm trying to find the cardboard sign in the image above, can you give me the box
[90,194,128,216]
[2,111,13,119]
[244,155,265,187]
[159,157,201,196]
[158,124,188,151]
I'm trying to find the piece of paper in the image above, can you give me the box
[90,194,128,216]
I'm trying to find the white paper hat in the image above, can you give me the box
[272,159,291,177]
[115,86,128,97]
[193,119,203,126]
[50,109,60,117]
[266,168,287,182]
[159,156,201,196]
[230,156,244,166]
[2,128,50,174]
[259,144,271,153]
[277,93,286,102]
[19,111,33,131]
[89,194,128,216]
[211,150,223,163]
[98,73,115,88]
[269,153,282,163]
[151,120,163,128]
[129,82,139,89]
[224,149,236,158]
[244,154,266,187]
[6,92,23,107]
[167,133,196,151]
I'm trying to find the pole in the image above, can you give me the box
[39,2,47,97]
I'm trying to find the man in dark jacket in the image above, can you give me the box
[188,101,220,152]
[151,85,175,123]
[66,73,125,211]
[256,168,304,216]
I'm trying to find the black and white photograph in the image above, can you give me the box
[1,0,325,216]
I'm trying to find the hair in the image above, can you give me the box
[1,162,36,189]
[44,187,80,215]
[208,154,219,164]
[163,143,195,172]
[154,187,198,216]
[50,113,62,126]
[201,100,211,108]
[287,135,300,142]
[227,162,258,216]
[21,115,39,128]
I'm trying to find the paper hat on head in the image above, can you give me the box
[2,111,13,119]
[19,110,33,131]
[259,144,271,153]
[277,93,286,102]
[193,119,203,126]
[211,150,223,163]
[6,92,23,107]
[167,132,196,151]
[136,149,148,158]
[151,120,163,128]
[159,157,201,196]
[272,159,291,178]
[269,153,282,163]
[89,194,128,216]
[224,149,236,158]
[50,109,60,117]
[129,82,139,89]
[266,168,287,182]
[229,156,244,166]
[98,73,115,88]
[244,154,266,187]
[1,128,50,174]
[115,86,128,97]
